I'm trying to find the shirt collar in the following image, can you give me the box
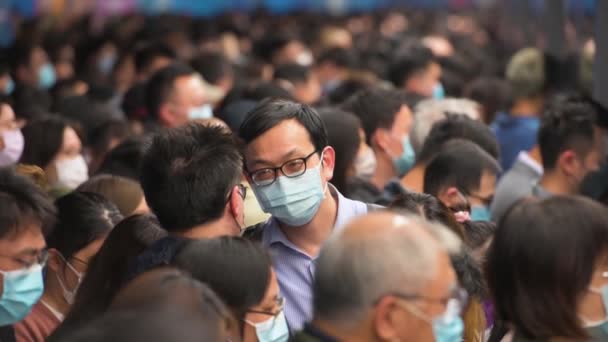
[517,151,543,176]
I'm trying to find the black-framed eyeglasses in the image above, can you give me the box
[247,296,285,316]
[0,249,48,269]
[248,150,319,186]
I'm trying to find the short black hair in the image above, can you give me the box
[318,108,361,194]
[140,124,242,232]
[239,98,328,155]
[20,116,71,169]
[388,42,436,88]
[48,192,122,258]
[423,139,501,197]
[96,138,145,181]
[538,95,598,170]
[243,82,294,102]
[173,237,271,320]
[418,115,499,164]
[487,196,608,339]
[317,47,356,69]
[190,52,233,85]
[88,119,130,158]
[145,63,196,120]
[273,63,311,85]
[0,167,56,239]
[341,87,411,145]
[134,42,176,75]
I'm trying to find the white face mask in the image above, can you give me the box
[55,254,84,306]
[0,129,24,167]
[55,155,89,190]
[188,104,213,120]
[354,147,377,181]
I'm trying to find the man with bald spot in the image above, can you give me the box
[293,212,464,342]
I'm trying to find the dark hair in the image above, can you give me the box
[464,77,512,124]
[96,138,145,181]
[317,47,356,69]
[418,115,499,164]
[390,192,465,239]
[88,119,130,159]
[274,63,311,84]
[59,215,167,331]
[388,43,436,88]
[145,63,196,120]
[134,42,176,75]
[423,139,501,197]
[173,237,271,320]
[20,116,72,169]
[243,82,294,102]
[326,78,373,105]
[463,221,497,249]
[140,124,242,232]
[48,192,122,258]
[538,96,598,170]
[341,87,410,145]
[486,196,608,339]
[318,108,361,194]
[0,167,56,238]
[190,52,233,85]
[239,98,328,154]
[55,270,230,342]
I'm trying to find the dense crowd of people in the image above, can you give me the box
[0,7,607,342]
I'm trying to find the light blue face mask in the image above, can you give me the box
[251,158,326,227]
[432,83,445,100]
[98,54,117,75]
[188,104,214,120]
[4,78,14,95]
[38,63,56,90]
[470,205,491,221]
[245,310,289,342]
[0,264,45,325]
[393,136,416,177]
[432,299,465,342]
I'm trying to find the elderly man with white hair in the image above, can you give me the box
[292,211,464,342]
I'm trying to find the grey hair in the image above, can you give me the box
[313,214,461,328]
[410,98,481,155]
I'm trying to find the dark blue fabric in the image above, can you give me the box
[126,236,188,282]
[491,112,540,171]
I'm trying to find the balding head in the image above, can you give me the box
[313,211,460,329]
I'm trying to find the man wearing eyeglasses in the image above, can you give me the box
[0,168,56,341]
[294,212,463,342]
[240,99,372,332]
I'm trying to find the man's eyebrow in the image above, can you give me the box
[249,148,301,167]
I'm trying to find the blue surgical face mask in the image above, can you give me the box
[393,136,416,177]
[188,104,213,120]
[399,296,464,342]
[38,63,56,90]
[97,54,117,75]
[470,205,491,221]
[245,310,289,342]
[432,82,445,99]
[4,77,14,95]
[0,264,45,325]
[432,299,465,342]
[251,157,326,227]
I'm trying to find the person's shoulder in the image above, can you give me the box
[13,302,57,342]
[127,236,187,280]
[243,219,273,243]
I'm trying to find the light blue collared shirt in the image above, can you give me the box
[260,185,368,332]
